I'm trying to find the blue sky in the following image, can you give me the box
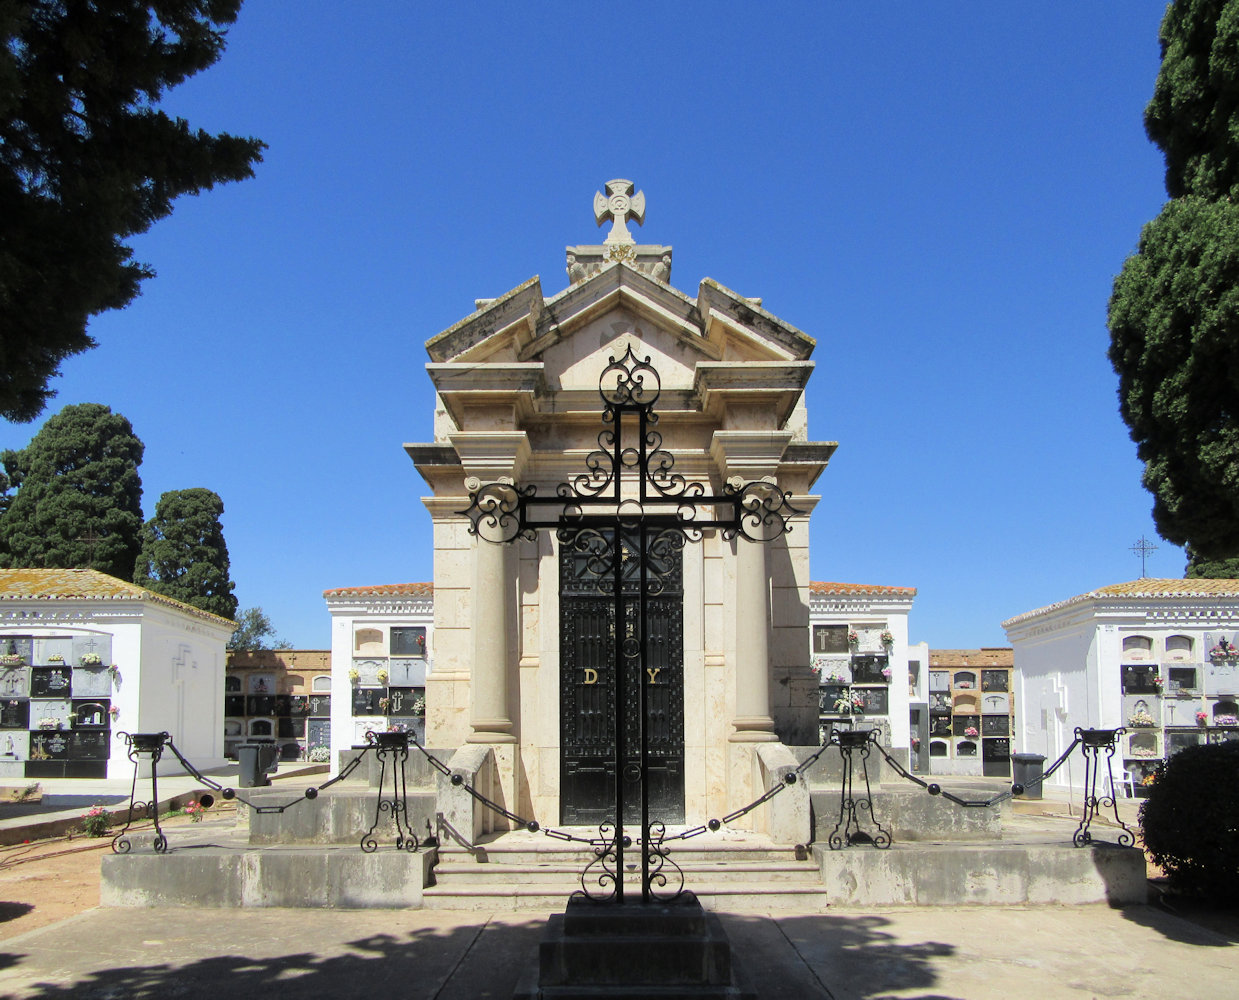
[1,3,1183,648]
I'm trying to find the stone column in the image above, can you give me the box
[710,430,793,744]
[731,534,777,741]
[449,431,530,746]
[467,536,516,743]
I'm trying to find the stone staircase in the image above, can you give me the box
[425,830,829,913]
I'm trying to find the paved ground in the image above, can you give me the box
[0,769,1234,999]
[0,900,1234,999]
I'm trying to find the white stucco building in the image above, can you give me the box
[1003,578,1239,793]
[807,582,916,755]
[0,568,234,778]
[323,583,435,754]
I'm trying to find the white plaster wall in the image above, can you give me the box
[135,607,231,775]
[1007,613,1097,791]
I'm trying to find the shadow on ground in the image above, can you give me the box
[1124,887,1239,946]
[0,903,33,925]
[0,909,963,1000]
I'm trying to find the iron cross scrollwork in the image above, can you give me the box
[462,344,800,903]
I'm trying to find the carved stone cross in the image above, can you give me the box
[594,178,645,245]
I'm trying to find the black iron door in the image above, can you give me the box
[560,532,684,826]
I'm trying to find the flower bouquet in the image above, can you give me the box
[1127,709,1157,728]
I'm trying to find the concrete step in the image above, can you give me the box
[425,833,829,911]
[422,880,830,913]
[433,860,820,885]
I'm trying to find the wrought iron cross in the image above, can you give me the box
[76,529,101,566]
[1130,535,1158,577]
[593,179,645,245]
[462,345,800,903]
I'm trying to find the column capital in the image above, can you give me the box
[709,430,793,482]
[448,430,531,483]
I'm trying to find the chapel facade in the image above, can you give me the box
[403,181,835,826]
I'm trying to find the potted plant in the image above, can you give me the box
[108,706,120,723]
[881,666,893,681]
[879,630,894,647]
[80,653,102,666]
[847,630,859,648]
[964,725,979,738]
[376,668,389,685]
[348,667,360,685]
[1196,711,1208,727]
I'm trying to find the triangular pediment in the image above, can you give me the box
[424,262,815,369]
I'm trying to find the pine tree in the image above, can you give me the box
[134,488,237,619]
[0,403,144,579]
[0,1,265,422]
[1107,0,1239,575]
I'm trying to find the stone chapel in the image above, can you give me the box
[403,180,836,827]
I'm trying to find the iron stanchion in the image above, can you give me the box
[828,728,891,850]
[111,731,170,854]
[1072,727,1135,847]
[356,730,420,852]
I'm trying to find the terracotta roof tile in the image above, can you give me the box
[0,568,235,627]
[322,582,434,598]
[1003,578,1239,628]
[810,581,916,596]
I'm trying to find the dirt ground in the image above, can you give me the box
[0,808,227,941]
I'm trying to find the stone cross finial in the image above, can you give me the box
[594,179,645,245]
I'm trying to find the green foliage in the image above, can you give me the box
[80,803,113,837]
[1185,550,1239,577]
[0,1,266,422]
[1145,0,1239,201]
[134,488,237,619]
[1139,741,1239,902]
[1108,198,1239,559]
[228,606,289,650]
[1108,2,1239,567]
[0,403,144,579]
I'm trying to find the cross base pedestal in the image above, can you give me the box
[513,893,755,999]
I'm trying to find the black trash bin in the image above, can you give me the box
[237,739,278,787]
[1011,752,1046,799]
